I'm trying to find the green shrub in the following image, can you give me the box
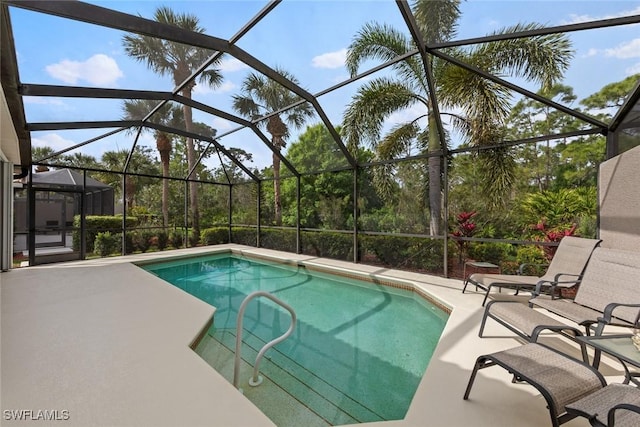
[73,215,138,253]
[259,229,296,252]
[169,230,184,248]
[231,227,257,246]
[468,242,513,265]
[94,231,118,257]
[188,231,200,247]
[133,231,153,253]
[515,245,547,275]
[155,230,169,250]
[202,227,229,245]
[360,235,444,272]
[301,231,352,260]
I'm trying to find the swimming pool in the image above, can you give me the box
[141,253,448,426]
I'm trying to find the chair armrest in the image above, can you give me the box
[532,274,582,298]
[608,403,640,426]
[546,274,583,299]
[595,304,640,335]
[518,262,548,275]
[551,273,582,285]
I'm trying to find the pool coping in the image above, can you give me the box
[1,244,621,427]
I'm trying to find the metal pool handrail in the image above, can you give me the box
[233,291,297,390]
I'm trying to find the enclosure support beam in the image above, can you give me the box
[228,185,233,244]
[80,170,86,260]
[443,155,449,278]
[296,176,301,254]
[27,169,35,267]
[256,181,261,248]
[184,181,189,248]
[121,174,127,256]
[0,161,14,271]
[353,167,359,264]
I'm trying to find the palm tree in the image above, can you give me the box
[232,68,315,225]
[343,0,572,235]
[122,100,182,228]
[100,148,159,209]
[122,6,223,242]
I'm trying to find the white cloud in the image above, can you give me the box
[332,73,351,84]
[219,57,249,72]
[584,48,599,58]
[22,97,65,106]
[386,104,428,129]
[605,38,640,59]
[216,81,237,93]
[31,133,76,151]
[45,54,123,86]
[193,80,236,95]
[212,117,234,131]
[312,48,347,69]
[625,62,640,75]
[562,6,640,24]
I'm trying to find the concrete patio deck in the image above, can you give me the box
[1,245,625,426]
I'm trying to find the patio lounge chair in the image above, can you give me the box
[464,342,606,427]
[479,246,640,366]
[463,236,601,306]
[565,383,640,427]
[529,246,640,337]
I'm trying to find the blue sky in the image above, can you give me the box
[9,0,640,174]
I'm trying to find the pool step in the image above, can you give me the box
[200,329,384,425]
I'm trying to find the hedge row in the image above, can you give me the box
[81,221,446,273]
[202,226,445,273]
[73,215,139,253]
[81,221,551,279]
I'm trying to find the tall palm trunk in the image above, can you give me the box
[156,133,171,227]
[182,86,199,242]
[428,114,442,236]
[267,115,287,226]
[125,177,137,209]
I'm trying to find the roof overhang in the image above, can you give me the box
[1,3,30,168]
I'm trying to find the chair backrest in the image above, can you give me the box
[573,247,640,323]
[540,236,601,281]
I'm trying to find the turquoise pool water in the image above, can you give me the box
[141,253,448,425]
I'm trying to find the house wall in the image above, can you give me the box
[598,143,640,249]
[1,161,14,270]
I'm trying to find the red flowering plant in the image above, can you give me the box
[531,221,577,261]
[451,211,477,263]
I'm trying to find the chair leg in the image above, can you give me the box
[463,356,491,400]
[478,301,494,338]
[481,285,493,306]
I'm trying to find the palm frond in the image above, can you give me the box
[232,95,261,120]
[412,0,461,44]
[342,77,421,148]
[478,147,516,207]
[232,67,314,136]
[346,22,413,77]
[474,23,574,90]
[438,59,512,132]
[377,122,420,159]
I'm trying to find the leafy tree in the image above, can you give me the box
[580,73,640,153]
[30,146,99,171]
[506,84,582,191]
[580,73,640,111]
[280,124,381,230]
[99,148,158,209]
[343,0,573,235]
[232,67,315,225]
[516,187,597,239]
[123,6,224,241]
[122,99,183,227]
